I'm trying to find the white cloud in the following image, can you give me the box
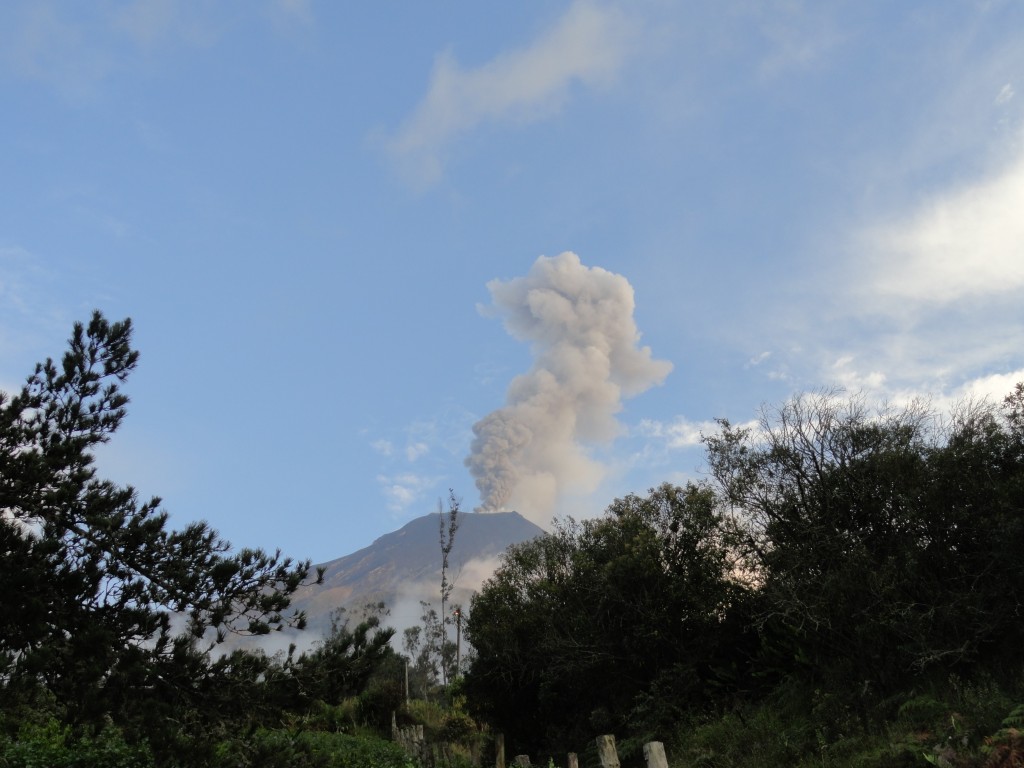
[841,368,1024,426]
[376,473,438,513]
[816,131,1024,404]
[996,83,1015,105]
[911,369,1024,417]
[862,140,1024,307]
[956,369,1024,402]
[829,355,887,394]
[405,441,429,462]
[389,0,638,184]
[637,417,722,449]
[370,439,393,456]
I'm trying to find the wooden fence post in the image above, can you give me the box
[495,733,505,768]
[643,741,668,768]
[567,752,579,768]
[596,735,620,768]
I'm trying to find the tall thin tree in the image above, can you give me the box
[438,489,460,686]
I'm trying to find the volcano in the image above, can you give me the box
[248,510,545,650]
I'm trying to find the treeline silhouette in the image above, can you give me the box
[464,388,1024,766]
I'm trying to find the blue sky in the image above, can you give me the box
[3,1,1023,565]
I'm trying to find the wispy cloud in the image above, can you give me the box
[389,0,638,185]
[828,356,887,394]
[0,2,300,98]
[405,442,429,462]
[0,1,216,99]
[265,0,315,35]
[0,246,67,366]
[0,246,38,318]
[272,0,313,25]
[113,0,183,48]
[755,3,845,80]
[371,408,475,512]
[2,4,114,98]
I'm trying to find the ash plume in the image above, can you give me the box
[466,252,672,525]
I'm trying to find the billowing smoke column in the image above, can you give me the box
[465,252,673,525]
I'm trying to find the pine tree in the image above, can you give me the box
[0,312,318,745]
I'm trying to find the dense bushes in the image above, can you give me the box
[669,673,1024,768]
[208,729,415,768]
[465,482,758,751]
[0,717,154,768]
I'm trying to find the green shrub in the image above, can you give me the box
[211,728,414,768]
[406,699,448,733]
[671,707,811,768]
[359,680,405,732]
[0,718,153,768]
[442,711,476,743]
[897,695,948,731]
